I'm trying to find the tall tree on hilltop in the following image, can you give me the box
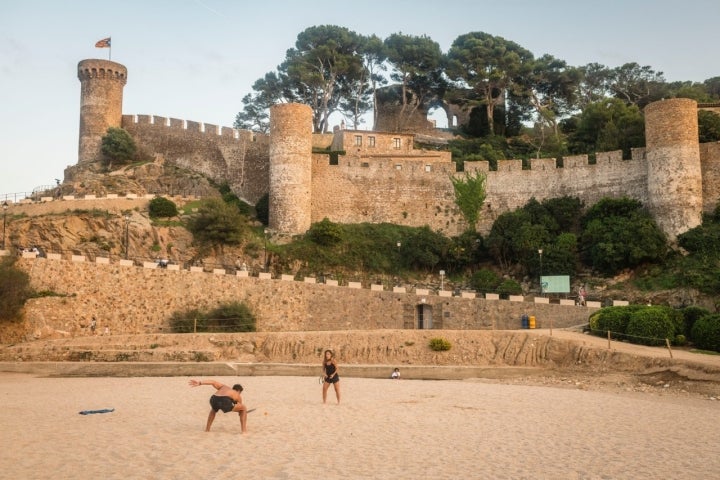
[575,63,613,109]
[384,33,446,131]
[234,72,287,133]
[445,32,534,135]
[609,62,668,108]
[514,54,581,156]
[281,25,365,132]
[336,34,386,128]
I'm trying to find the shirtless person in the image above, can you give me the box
[189,379,248,433]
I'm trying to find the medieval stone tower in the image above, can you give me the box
[77,59,127,164]
[268,103,313,234]
[644,98,703,241]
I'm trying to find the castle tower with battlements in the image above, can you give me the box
[77,59,127,164]
[645,98,703,240]
[71,58,720,243]
[268,103,313,234]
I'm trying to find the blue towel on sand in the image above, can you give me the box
[79,408,115,415]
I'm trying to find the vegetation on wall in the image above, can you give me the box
[450,171,487,232]
[169,301,257,333]
[0,257,33,322]
[148,196,178,218]
[186,198,247,245]
[100,127,137,169]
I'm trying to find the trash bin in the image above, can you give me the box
[529,315,536,329]
[521,314,529,329]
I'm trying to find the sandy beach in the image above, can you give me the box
[1,373,718,479]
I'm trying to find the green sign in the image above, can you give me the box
[540,275,570,294]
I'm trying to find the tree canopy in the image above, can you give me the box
[233,25,720,158]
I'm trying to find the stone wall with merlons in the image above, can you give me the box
[2,258,595,343]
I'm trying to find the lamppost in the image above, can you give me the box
[2,201,8,250]
[263,228,269,272]
[538,248,544,296]
[439,270,445,291]
[124,214,130,259]
[395,241,402,285]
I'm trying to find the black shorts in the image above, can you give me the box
[209,395,236,413]
[325,374,339,384]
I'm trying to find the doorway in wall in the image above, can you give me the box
[417,303,433,329]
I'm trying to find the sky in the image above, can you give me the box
[1,0,719,198]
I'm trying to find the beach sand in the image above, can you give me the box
[1,373,718,480]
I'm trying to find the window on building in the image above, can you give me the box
[393,138,401,149]
[425,164,432,172]
[355,135,362,146]
[395,164,402,170]
[368,136,376,147]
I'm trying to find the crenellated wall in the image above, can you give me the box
[310,147,650,235]
[1,256,596,343]
[121,114,270,204]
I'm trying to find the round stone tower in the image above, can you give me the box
[645,98,703,241]
[77,59,127,164]
[268,103,313,234]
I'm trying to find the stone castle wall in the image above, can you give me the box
[74,59,720,240]
[3,257,594,343]
[121,114,270,205]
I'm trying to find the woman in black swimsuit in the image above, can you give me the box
[322,349,341,404]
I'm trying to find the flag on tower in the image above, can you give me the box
[95,37,111,48]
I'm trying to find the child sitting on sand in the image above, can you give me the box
[391,367,400,379]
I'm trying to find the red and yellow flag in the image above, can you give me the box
[95,37,111,48]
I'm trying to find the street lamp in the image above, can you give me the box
[395,241,402,285]
[538,248,544,296]
[2,201,8,250]
[263,228,269,272]
[124,214,130,259]
[439,270,445,291]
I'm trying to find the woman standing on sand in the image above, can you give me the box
[322,349,341,404]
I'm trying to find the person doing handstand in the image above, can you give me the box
[189,379,248,433]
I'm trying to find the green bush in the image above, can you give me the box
[100,127,137,168]
[0,257,33,322]
[496,279,522,297]
[470,268,501,293]
[206,302,256,333]
[169,308,205,333]
[691,314,720,352]
[169,302,256,333]
[187,198,246,245]
[590,306,641,336]
[626,307,676,346]
[681,306,711,339]
[308,218,344,246]
[148,196,178,218]
[428,337,452,351]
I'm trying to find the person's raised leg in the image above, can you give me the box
[206,409,217,432]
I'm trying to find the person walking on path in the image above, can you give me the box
[189,379,248,433]
[322,350,341,404]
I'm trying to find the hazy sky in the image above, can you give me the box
[1,0,718,197]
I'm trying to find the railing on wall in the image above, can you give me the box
[0,190,205,204]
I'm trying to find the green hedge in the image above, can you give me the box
[691,314,720,352]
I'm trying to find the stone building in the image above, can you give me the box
[71,58,720,241]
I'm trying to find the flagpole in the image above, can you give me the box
[109,35,112,61]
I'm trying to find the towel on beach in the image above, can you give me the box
[79,408,115,415]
